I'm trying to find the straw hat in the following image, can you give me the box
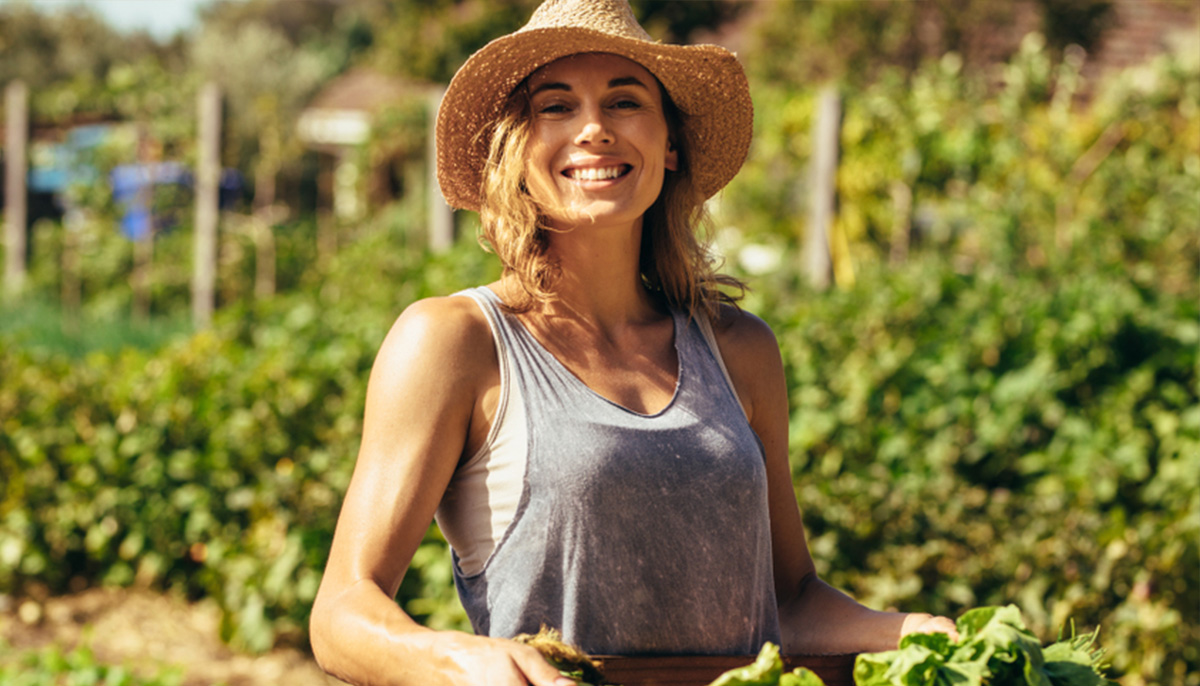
[435,0,753,212]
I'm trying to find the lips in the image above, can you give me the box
[562,164,632,182]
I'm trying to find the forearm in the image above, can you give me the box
[309,578,457,686]
[778,574,907,655]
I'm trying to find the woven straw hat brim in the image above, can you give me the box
[436,26,753,212]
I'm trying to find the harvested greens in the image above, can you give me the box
[514,605,1116,685]
[708,642,828,686]
[853,605,1117,686]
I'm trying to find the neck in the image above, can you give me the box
[533,216,661,329]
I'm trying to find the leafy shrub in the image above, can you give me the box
[757,255,1197,685]
[0,225,494,652]
[0,640,182,686]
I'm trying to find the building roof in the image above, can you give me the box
[305,68,431,113]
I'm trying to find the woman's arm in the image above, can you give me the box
[309,296,572,686]
[713,308,956,655]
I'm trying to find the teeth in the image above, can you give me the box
[569,166,625,181]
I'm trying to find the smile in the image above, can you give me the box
[563,165,632,181]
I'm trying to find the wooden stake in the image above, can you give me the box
[4,80,28,298]
[427,86,454,253]
[804,87,840,290]
[193,82,221,329]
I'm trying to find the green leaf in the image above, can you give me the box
[780,667,828,686]
[708,643,783,686]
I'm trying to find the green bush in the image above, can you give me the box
[0,640,182,686]
[759,255,1197,685]
[0,224,495,652]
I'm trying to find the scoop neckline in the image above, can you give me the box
[478,286,683,418]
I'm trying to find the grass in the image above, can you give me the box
[0,297,193,358]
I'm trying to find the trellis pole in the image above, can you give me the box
[427,86,454,253]
[804,86,840,291]
[193,82,221,329]
[4,80,28,298]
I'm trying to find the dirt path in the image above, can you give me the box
[0,588,343,685]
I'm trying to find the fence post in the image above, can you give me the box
[193,82,221,329]
[4,80,28,298]
[427,86,454,253]
[804,86,840,291]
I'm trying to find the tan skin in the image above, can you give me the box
[309,53,956,686]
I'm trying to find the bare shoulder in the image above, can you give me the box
[708,304,785,426]
[709,303,781,359]
[370,294,496,394]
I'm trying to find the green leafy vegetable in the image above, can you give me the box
[853,606,1118,686]
[708,643,827,686]
[710,643,783,686]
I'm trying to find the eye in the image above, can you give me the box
[537,102,570,115]
[611,98,642,110]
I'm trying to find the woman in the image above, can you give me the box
[309,1,955,684]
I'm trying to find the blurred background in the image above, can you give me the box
[0,1,1196,684]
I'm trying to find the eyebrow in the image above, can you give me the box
[529,75,651,96]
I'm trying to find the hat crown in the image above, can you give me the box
[520,0,653,42]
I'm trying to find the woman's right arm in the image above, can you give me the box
[309,296,571,686]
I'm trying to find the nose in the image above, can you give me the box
[574,105,613,146]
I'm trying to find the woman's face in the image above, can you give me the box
[523,52,677,233]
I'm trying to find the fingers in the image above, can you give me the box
[900,612,961,643]
[508,644,578,686]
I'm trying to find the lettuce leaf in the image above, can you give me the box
[853,605,1117,686]
[706,643,828,686]
[709,643,784,686]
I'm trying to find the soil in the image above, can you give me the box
[0,588,344,685]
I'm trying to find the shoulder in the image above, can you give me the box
[706,304,785,425]
[708,304,780,361]
[370,293,496,392]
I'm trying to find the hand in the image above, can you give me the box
[439,633,577,686]
[899,612,960,644]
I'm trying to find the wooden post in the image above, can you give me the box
[4,80,29,298]
[427,86,454,253]
[889,180,912,265]
[804,86,840,291]
[193,82,220,329]
[253,212,276,299]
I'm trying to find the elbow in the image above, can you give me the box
[777,569,819,608]
[308,593,342,678]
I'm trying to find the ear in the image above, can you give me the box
[665,141,678,172]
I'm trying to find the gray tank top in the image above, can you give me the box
[451,286,781,655]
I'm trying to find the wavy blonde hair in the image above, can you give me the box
[476,79,744,320]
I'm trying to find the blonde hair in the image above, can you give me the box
[476,80,744,321]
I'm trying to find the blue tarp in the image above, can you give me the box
[25,122,244,239]
[110,162,192,240]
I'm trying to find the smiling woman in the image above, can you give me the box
[307,1,955,685]
[521,54,677,234]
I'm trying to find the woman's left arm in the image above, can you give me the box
[714,308,956,655]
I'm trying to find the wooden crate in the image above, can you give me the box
[595,653,857,686]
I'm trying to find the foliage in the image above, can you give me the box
[360,0,742,83]
[745,0,1116,87]
[854,605,1116,685]
[708,643,825,686]
[0,2,169,87]
[0,639,183,686]
[754,253,1197,686]
[0,219,495,652]
[725,32,1199,283]
[190,20,335,206]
